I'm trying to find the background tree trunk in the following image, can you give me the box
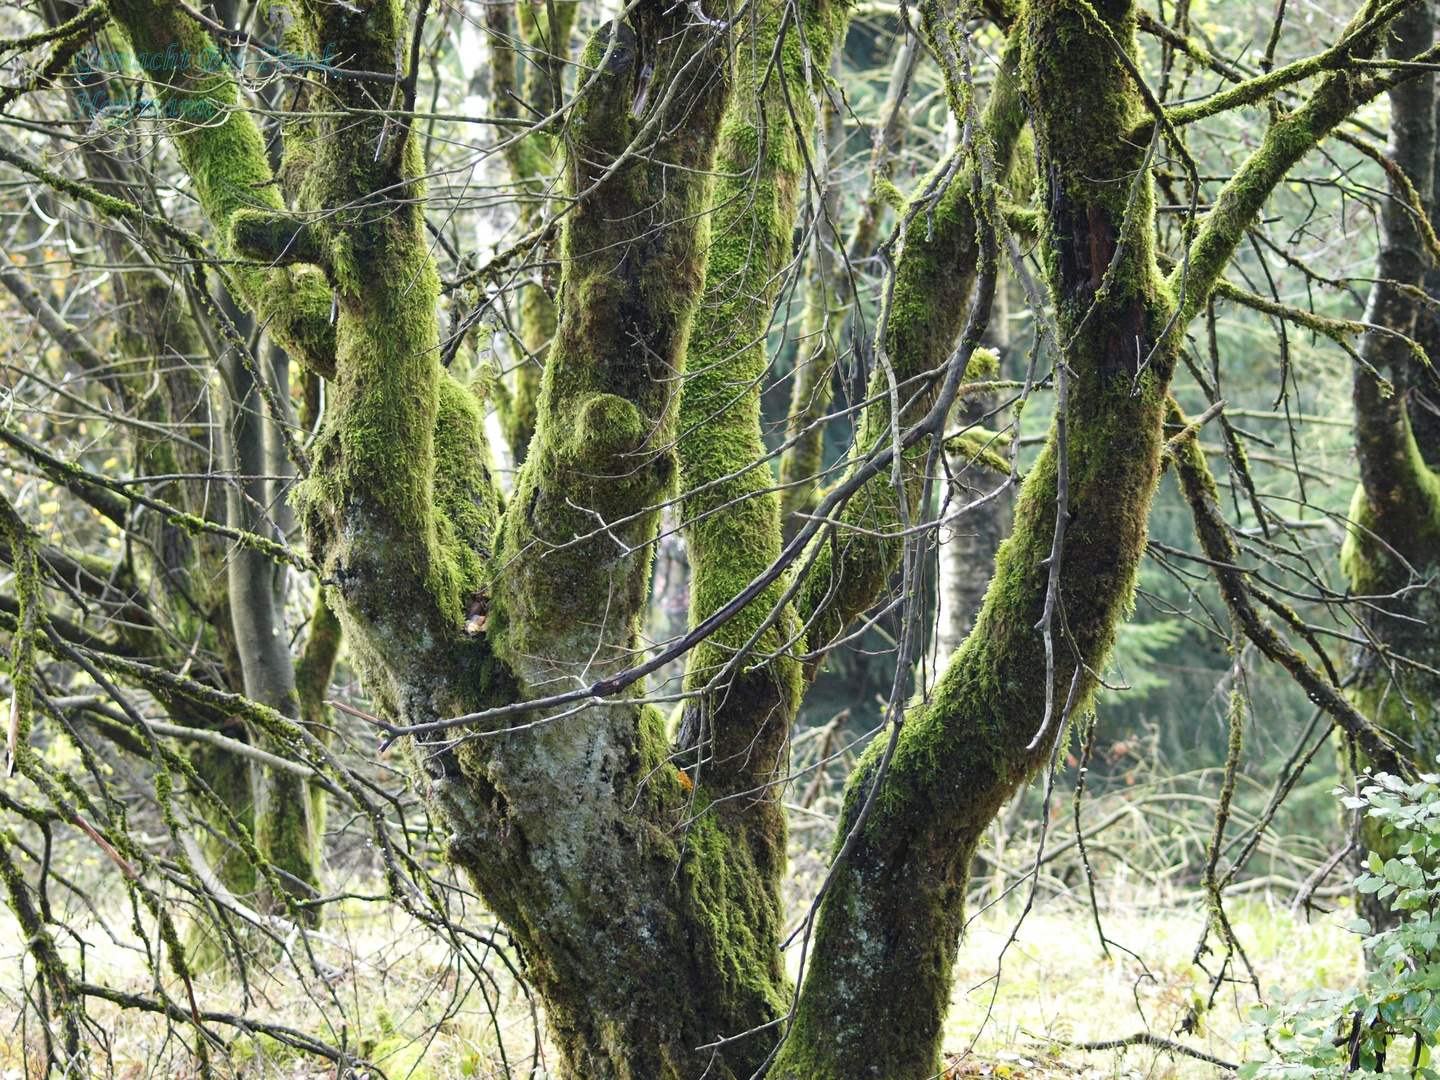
[937,317,1014,659]
[1340,0,1439,938]
[218,335,317,908]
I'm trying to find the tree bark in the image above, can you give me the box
[774,2,1173,1071]
[96,0,1430,1073]
[1340,0,1439,935]
[773,0,1411,1073]
[674,0,848,961]
[936,413,1013,658]
[218,336,317,907]
[488,0,576,465]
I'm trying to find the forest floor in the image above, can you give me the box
[0,874,1363,1079]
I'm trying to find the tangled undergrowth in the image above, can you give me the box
[0,724,1372,1080]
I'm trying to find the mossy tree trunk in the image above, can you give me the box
[487,0,577,464]
[99,0,1430,1074]
[774,0,1416,1073]
[674,0,848,948]
[773,2,1175,1070]
[1338,0,1440,934]
[1342,2,1440,752]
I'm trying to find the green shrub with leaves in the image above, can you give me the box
[1238,770,1440,1080]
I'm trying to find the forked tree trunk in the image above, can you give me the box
[103,0,1423,1074]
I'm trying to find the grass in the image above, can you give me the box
[0,887,544,1080]
[942,891,1361,1080]
[0,761,1365,1080]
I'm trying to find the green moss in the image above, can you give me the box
[295,591,343,866]
[431,375,503,622]
[486,10,726,675]
[1341,375,1440,797]
[107,0,336,375]
[776,5,1177,1074]
[670,13,850,1028]
[797,46,1026,660]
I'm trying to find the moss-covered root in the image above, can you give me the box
[796,35,1025,664]
[771,2,1174,1075]
[675,0,847,911]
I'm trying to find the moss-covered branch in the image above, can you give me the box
[1173,0,1420,329]
[674,0,847,905]
[1162,0,1416,127]
[107,0,336,376]
[775,1,1174,1073]
[796,31,1026,668]
[1167,400,1409,777]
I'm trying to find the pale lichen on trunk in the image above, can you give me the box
[436,5,795,1074]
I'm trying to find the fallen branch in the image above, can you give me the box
[1051,1033,1238,1070]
